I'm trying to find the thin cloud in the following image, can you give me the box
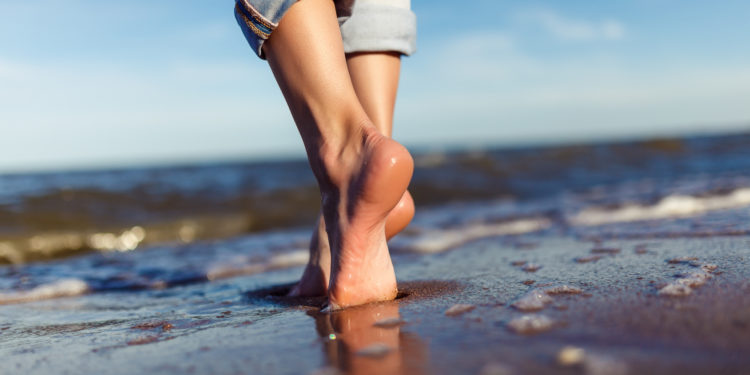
[397,29,750,146]
[519,9,626,41]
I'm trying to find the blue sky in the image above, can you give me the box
[1,0,749,172]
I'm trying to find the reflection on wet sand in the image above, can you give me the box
[308,301,427,375]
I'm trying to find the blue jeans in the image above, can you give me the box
[234,0,416,59]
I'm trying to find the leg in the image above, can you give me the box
[264,0,413,308]
[290,52,416,298]
[347,51,414,236]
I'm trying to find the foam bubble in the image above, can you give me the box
[0,278,89,305]
[675,271,712,287]
[657,283,692,296]
[445,304,476,316]
[512,289,553,311]
[506,314,555,334]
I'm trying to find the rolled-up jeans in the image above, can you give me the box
[234,0,416,59]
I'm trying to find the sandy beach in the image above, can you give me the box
[2,233,750,374]
[2,134,750,374]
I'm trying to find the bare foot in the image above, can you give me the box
[315,125,413,310]
[287,218,331,297]
[289,191,414,297]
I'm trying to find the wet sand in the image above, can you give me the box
[2,234,750,374]
[3,132,750,374]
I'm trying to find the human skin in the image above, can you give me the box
[288,53,416,298]
[347,51,415,237]
[286,52,416,298]
[263,0,414,309]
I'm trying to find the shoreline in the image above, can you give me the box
[2,234,749,374]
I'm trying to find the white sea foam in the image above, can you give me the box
[267,249,309,269]
[675,271,712,287]
[571,187,750,226]
[391,218,550,254]
[0,278,89,305]
[658,264,716,297]
[206,249,308,281]
[657,283,692,296]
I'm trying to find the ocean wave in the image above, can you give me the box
[206,249,309,281]
[0,278,88,305]
[390,218,550,254]
[570,188,750,226]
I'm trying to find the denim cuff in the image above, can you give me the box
[234,0,297,59]
[338,2,417,56]
[235,0,417,59]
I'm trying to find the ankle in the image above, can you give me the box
[313,118,377,184]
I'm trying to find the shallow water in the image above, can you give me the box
[2,132,750,373]
[2,132,750,295]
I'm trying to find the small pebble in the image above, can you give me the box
[445,304,476,316]
[557,346,585,366]
[521,263,542,272]
[127,336,159,346]
[634,244,649,254]
[544,285,583,295]
[575,255,603,263]
[701,264,718,272]
[591,247,620,255]
[667,256,699,264]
